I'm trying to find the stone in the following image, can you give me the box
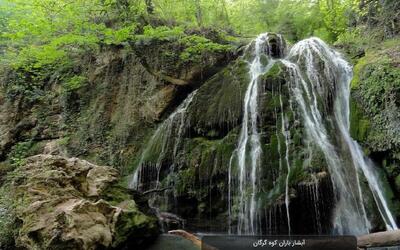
[9,154,158,250]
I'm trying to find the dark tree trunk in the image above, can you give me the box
[194,0,203,26]
[145,0,154,15]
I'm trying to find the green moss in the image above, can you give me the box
[264,62,283,79]
[349,100,370,142]
[171,128,238,201]
[62,75,87,92]
[101,184,132,206]
[112,200,159,248]
[7,141,39,167]
[175,168,196,195]
[351,56,367,89]
[288,162,306,185]
[187,59,249,135]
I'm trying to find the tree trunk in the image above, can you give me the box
[357,230,400,249]
[194,0,203,26]
[168,230,217,250]
[145,0,154,15]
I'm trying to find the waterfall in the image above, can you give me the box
[332,41,399,231]
[229,33,285,235]
[283,37,397,234]
[229,35,397,235]
[130,32,397,236]
[280,93,292,235]
[130,90,197,191]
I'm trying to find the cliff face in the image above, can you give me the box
[132,35,399,235]
[349,38,400,217]
[0,29,239,249]
[1,28,400,247]
[0,31,237,170]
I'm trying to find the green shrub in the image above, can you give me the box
[8,141,35,167]
[179,35,233,63]
[136,25,185,42]
[63,75,87,92]
[0,185,17,249]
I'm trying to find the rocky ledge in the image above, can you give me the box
[6,154,158,250]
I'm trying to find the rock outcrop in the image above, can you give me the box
[9,154,158,250]
[350,39,400,224]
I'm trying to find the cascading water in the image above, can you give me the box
[130,32,397,236]
[282,37,397,234]
[228,34,397,235]
[331,41,399,231]
[130,90,197,191]
[229,33,285,235]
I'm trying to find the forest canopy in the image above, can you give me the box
[0,0,398,71]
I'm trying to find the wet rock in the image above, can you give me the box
[157,212,186,231]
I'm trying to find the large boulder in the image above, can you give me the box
[9,154,158,250]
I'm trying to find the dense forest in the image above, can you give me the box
[0,0,399,249]
[0,0,399,66]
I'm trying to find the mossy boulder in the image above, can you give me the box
[6,154,158,250]
[186,59,250,138]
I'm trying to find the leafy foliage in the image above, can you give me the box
[8,141,35,167]
[0,0,397,73]
[0,185,17,250]
[179,35,232,62]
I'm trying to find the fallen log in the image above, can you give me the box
[357,230,400,249]
[168,230,218,250]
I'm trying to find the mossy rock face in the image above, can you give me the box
[350,38,400,222]
[350,100,371,142]
[4,154,158,250]
[136,58,333,232]
[0,30,239,172]
[350,41,400,152]
[186,59,250,138]
[350,39,400,153]
[133,33,237,86]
